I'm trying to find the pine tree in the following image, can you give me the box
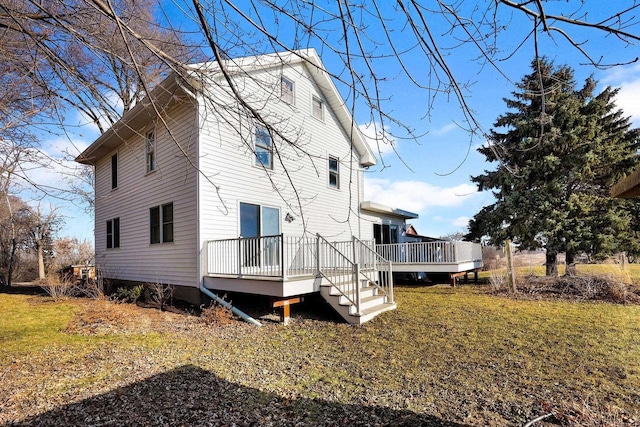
[467,59,640,276]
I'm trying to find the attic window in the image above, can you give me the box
[312,96,324,120]
[281,76,294,104]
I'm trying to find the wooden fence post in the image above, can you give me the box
[505,239,517,294]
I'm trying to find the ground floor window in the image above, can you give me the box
[106,218,120,249]
[150,202,173,244]
[373,223,399,245]
[239,202,280,266]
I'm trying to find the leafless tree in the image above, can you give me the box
[1,1,640,221]
[53,237,94,267]
[27,205,61,280]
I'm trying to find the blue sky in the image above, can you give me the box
[25,2,640,242]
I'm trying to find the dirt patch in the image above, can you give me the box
[65,299,202,335]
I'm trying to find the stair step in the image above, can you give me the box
[357,302,397,317]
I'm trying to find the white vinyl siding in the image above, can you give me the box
[94,102,198,288]
[198,63,365,243]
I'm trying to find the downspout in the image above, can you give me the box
[200,286,262,327]
[190,79,260,328]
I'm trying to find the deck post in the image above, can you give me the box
[354,262,362,315]
[351,235,358,264]
[280,233,285,279]
[237,238,242,276]
[316,233,321,274]
[387,261,394,304]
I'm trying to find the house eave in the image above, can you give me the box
[360,201,419,219]
[611,167,640,198]
[75,74,199,165]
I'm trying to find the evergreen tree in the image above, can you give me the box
[467,59,640,276]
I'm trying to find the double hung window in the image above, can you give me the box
[146,129,156,173]
[150,202,174,244]
[328,156,340,189]
[255,127,273,169]
[106,218,120,249]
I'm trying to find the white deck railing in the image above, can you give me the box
[206,234,325,278]
[353,237,394,304]
[206,237,483,279]
[376,241,482,264]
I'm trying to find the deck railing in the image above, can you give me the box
[353,237,394,304]
[205,234,354,279]
[376,241,482,264]
[206,235,285,277]
[206,237,483,279]
[317,234,361,313]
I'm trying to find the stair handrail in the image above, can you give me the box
[352,236,394,304]
[316,233,361,314]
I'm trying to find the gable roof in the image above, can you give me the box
[76,49,376,167]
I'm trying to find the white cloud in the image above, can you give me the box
[615,80,640,125]
[359,122,397,156]
[364,178,479,214]
[12,136,91,197]
[431,122,457,136]
[451,216,470,228]
[603,64,640,125]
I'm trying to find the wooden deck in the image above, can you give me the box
[375,241,483,273]
[203,236,483,285]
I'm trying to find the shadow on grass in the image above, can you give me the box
[12,365,470,427]
[0,283,46,296]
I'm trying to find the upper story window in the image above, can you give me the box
[281,76,294,104]
[145,128,156,173]
[312,96,324,120]
[106,217,120,249]
[111,153,118,189]
[328,156,340,189]
[255,126,273,169]
[150,202,174,244]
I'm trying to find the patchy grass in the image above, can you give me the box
[1,287,639,426]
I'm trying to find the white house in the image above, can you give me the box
[77,49,424,324]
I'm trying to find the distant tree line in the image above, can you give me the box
[0,192,93,286]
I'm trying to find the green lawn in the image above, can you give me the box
[1,287,639,426]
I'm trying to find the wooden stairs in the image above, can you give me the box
[319,277,396,325]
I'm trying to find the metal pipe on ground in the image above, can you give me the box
[199,286,262,327]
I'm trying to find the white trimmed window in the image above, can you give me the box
[281,76,294,104]
[328,156,340,189]
[106,218,120,249]
[255,126,273,169]
[111,153,118,189]
[145,128,156,173]
[312,96,324,120]
[150,202,174,244]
